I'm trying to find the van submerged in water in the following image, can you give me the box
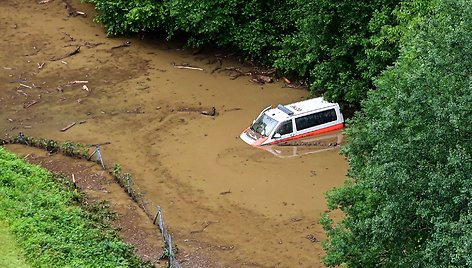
[262,130,344,158]
[240,97,344,146]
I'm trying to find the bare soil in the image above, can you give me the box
[0,1,348,267]
[6,144,169,267]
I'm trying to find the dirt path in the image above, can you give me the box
[0,1,348,267]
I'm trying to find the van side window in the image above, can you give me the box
[295,109,337,131]
[275,120,293,136]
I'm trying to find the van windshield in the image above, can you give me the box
[251,114,279,137]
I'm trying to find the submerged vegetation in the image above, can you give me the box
[0,147,151,267]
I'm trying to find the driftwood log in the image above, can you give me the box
[50,46,80,61]
[23,100,38,109]
[111,41,131,49]
[84,41,104,48]
[201,107,217,116]
[174,65,204,71]
[60,122,76,132]
[86,141,111,147]
[172,62,203,71]
[177,106,218,116]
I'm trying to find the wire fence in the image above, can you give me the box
[2,133,182,268]
[154,206,180,268]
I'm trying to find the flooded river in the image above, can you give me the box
[0,1,348,267]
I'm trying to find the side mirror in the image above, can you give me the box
[273,133,281,139]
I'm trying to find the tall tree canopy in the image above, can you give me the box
[322,0,472,266]
[274,0,400,107]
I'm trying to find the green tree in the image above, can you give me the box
[87,0,166,35]
[274,0,400,108]
[322,0,472,266]
[165,0,297,64]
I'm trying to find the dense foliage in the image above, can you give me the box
[274,0,400,106]
[322,0,472,266]
[0,147,151,267]
[87,0,401,108]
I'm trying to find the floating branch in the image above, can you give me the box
[23,100,39,109]
[60,122,76,132]
[172,62,203,71]
[111,41,131,49]
[50,46,80,61]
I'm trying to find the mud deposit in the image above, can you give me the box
[0,1,348,267]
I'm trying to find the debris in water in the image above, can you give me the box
[306,234,318,243]
[51,46,80,61]
[111,41,131,49]
[60,122,76,132]
[219,190,231,195]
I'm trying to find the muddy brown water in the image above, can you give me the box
[0,1,348,267]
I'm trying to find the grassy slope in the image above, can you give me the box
[0,147,151,268]
[0,221,30,268]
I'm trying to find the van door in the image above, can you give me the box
[271,120,294,142]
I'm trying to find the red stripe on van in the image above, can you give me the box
[253,137,268,146]
[267,123,344,145]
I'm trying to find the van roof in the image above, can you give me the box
[265,97,339,121]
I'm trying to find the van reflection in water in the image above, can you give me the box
[262,131,344,158]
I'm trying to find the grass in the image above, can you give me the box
[0,147,152,268]
[0,221,30,268]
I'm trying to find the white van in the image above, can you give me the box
[240,97,344,146]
